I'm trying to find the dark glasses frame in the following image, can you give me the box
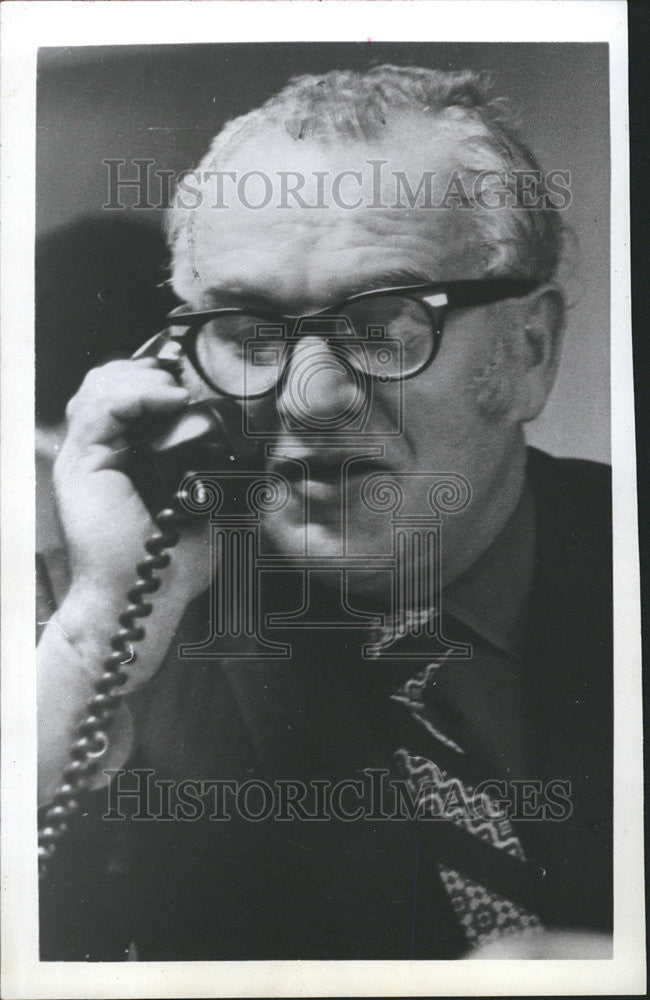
[164,278,538,399]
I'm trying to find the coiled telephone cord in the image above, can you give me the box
[38,501,184,880]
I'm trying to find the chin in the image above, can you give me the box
[263,505,392,560]
[262,513,345,559]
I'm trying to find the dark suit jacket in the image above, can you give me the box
[39,448,612,960]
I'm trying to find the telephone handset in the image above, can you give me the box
[127,328,262,515]
[38,327,261,878]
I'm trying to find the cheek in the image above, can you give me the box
[469,330,523,418]
[397,322,521,485]
[430,310,488,390]
[430,311,523,421]
[402,318,489,444]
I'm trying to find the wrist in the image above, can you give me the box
[54,567,188,691]
[55,581,126,655]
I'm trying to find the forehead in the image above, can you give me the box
[176,113,491,309]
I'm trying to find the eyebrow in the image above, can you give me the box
[203,268,436,313]
[336,269,437,299]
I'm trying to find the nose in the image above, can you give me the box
[276,335,369,432]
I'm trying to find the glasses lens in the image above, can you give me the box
[195,315,286,397]
[341,296,434,377]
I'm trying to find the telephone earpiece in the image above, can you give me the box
[127,329,261,515]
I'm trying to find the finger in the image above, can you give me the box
[65,358,172,420]
[66,368,190,446]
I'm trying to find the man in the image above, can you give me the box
[37,66,612,959]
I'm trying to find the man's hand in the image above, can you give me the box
[57,357,187,590]
[52,357,213,687]
[38,357,218,804]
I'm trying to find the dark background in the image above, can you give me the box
[36,41,610,461]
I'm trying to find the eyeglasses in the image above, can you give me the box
[164,278,538,399]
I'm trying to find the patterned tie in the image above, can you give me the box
[389,651,544,949]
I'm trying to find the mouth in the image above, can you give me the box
[270,453,391,486]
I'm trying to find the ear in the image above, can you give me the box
[515,284,565,422]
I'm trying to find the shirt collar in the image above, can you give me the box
[442,478,535,657]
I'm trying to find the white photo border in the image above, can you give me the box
[1,1,643,997]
